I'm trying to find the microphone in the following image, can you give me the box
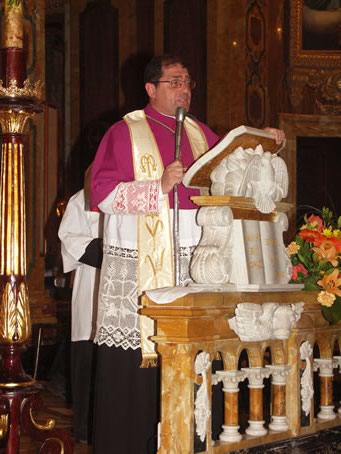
[173,106,186,286]
[175,107,186,160]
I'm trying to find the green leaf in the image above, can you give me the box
[337,216,341,229]
[321,298,341,324]
[304,282,319,291]
[297,253,309,268]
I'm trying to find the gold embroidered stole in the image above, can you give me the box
[124,109,208,366]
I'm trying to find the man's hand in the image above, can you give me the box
[161,159,185,194]
[264,127,286,145]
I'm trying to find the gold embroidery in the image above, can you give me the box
[146,249,165,285]
[124,109,208,366]
[145,216,164,245]
[140,154,157,178]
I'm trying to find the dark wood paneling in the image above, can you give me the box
[79,0,118,182]
[119,0,155,114]
[136,0,154,55]
[164,0,207,122]
[80,1,118,126]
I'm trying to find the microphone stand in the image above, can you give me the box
[173,107,186,286]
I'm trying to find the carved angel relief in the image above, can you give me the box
[210,144,288,213]
[228,302,304,341]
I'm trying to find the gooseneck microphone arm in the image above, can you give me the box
[173,106,186,286]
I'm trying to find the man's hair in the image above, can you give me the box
[144,54,188,84]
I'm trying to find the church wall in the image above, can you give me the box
[60,0,290,194]
[207,0,248,136]
[53,0,341,223]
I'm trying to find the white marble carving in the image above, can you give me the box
[194,352,211,443]
[190,206,234,284]
[228,302,304,341]
[333,356,341,371]
[300,341,314,417]
[210,144,288,214]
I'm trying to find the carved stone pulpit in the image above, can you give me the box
[183,125,301,292]
[141,127,341,454]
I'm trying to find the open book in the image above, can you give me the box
[183,125,285,190]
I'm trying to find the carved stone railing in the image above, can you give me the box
[142,290,341,454]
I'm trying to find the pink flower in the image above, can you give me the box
[307,214,324,232]
[292,263,308,281]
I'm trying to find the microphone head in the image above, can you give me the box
[175,106,186,122]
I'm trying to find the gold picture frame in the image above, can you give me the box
[290,0,341,68]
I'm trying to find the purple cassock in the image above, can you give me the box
[90,104,219,211]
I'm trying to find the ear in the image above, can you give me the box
[145,82,156,100]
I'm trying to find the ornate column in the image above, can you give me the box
[265,365,291,432]
[313,358,337,421]
[242,367,271,437]
[0,0,43,389]
[215,370,246,442]
[0,1,73,452]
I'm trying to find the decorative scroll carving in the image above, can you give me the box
[194,352,211,443]
[228,302,304,341]
[300,341,314,417]
[29,405,55,431]
[309,71,341,115]
[190,206,233,284]
[21,394,74,452]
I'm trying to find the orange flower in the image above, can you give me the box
[317,269,341,297]
[312,240,340,266]
[299,229,323,245]
[325,236,341,253]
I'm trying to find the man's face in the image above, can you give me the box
[145,63,192,116]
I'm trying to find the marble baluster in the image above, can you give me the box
[265,365,291,431]
[313,358,337,421]
[215,370,246,442]
[241,367,271,436]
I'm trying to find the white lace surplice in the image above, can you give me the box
[95,245,195,350]
[95,181,202,350]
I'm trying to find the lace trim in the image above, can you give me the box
[104,245,138,259]
[113,180,159,214]
[96,326,141,350]
[95,245,196,349]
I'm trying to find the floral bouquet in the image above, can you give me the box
[287,207,341,324]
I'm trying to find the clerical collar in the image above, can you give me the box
[146,105,176,119]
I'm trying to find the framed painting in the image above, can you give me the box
[290,0,341,68]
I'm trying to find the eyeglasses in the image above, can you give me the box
[152,78,196,89]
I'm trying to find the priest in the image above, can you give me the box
[90,53,284,453]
